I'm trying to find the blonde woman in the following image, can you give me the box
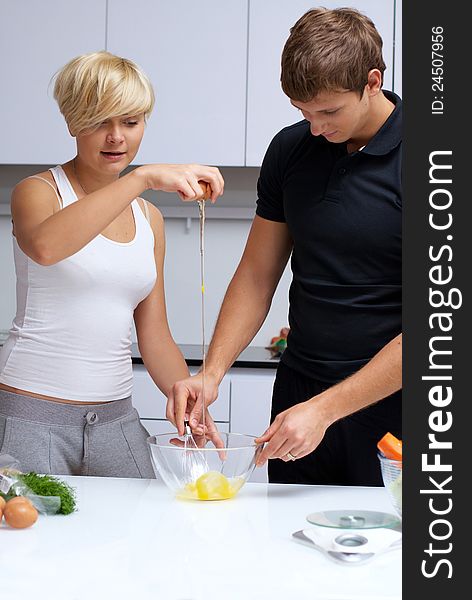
[0,51,224,478]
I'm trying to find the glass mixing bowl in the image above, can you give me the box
[378,452,402,517]
[148,432,262,501]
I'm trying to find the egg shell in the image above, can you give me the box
[197,181,211,200]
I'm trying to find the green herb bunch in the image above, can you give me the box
[17,473,77,515]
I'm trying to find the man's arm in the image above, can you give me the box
[255,333,402,465]
[204,216,292,381]
[168,216,293,435]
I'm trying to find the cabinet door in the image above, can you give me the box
[142,419,229,437]
[246,0,396,166]
[0,0,106,164]
[133,364,230,422]
[107,0,248,166]
[229,370,276,483]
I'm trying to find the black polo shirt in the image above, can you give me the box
[256,91,402,384]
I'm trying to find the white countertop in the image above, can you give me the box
[0,476,401,600]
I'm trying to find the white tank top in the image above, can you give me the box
[0,165,157,402]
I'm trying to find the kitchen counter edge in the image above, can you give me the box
[131,343,279,369]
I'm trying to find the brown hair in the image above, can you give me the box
[281,7,386,101]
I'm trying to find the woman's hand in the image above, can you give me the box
[166,372,220,436]
[138,163,224,203]
[169,409,226,458]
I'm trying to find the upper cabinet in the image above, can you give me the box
[0,0,400,167]
[245,0,397,166]
[0,0,106,164]
[107,0,248,166]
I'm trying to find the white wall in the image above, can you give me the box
[162,215,291,346]
[0,166,290,347]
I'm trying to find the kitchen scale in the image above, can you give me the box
[292,527,402,564]
[306,509,401,530]
[293,509,402,564]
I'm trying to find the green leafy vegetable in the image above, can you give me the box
[16,473,77,515]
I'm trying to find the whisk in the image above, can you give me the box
[181,419,209,483]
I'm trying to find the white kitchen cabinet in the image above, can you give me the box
[0,0,106,164]
[142,418,229,437]
[229,369,274,436]
[246,0,396,166]
[132,364,230,422]
[1,1,400,167]
[229,368,275,483]
[141,418,178,436]
[107,0,248,166]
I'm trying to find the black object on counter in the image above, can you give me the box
[131,343,279,369]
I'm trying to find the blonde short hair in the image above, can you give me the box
[53,51,155,135]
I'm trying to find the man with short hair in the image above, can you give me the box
[168,7,402,486]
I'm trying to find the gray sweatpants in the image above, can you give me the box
[0,390,155,478]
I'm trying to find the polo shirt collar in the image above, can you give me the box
[360,90,402,156]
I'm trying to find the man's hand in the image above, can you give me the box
[254,333,402,467]
[254,397,331,467]
[167,372,220,436]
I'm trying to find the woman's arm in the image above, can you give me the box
[133,202,189,397]
[12,163,224,266]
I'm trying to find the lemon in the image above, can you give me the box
[176,473,246,501]
[195,471,233,500]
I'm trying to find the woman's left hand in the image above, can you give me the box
[169,409,227,460]
[254,398,331,466]
[138,163,224,203]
